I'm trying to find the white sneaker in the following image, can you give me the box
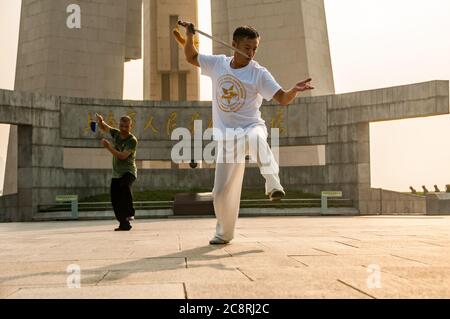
[269,189,285,201]
[127,216,135,222]
[209,237,230,245]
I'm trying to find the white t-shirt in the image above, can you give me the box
[198,54,282,140]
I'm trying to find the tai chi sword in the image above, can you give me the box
[177,20,251,60]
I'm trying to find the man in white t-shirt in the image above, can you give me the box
[179,22,314,244]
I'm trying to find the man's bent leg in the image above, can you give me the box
[247,126,284,195]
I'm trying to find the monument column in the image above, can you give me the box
[14,0,142,99]
[143,0,200,101]
[211,0,335,96]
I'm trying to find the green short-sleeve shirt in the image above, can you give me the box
[110,128,138,179]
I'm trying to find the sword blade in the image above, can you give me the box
[195,29,251,59]
[178,20,251,59]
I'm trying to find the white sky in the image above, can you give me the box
[1,0,450,192]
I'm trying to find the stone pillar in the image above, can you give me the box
[211,0,335,96]
[355,123,381,215]
[15,0,142,99]
[17,125,33,221]
[2,125,17,195]
[143,0,200,101]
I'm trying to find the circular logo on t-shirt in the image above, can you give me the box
[216,75,246,112]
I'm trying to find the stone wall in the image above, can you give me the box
[426,193,450,215]
[0,80,449,221]
[364,188,427,215]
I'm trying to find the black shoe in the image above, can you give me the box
[269,189,285,202]
[115,225,132,231]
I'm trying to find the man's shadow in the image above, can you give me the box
[87,245,263,283]
[0,245,264,285]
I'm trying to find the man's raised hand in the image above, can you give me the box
[178,21,196,36]
[95,113,103,124]
[101,138,111,149]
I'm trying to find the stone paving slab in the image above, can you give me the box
[0,286,21,299]
[381,266,450,282]
[184,281,370,299]
[290,254,428,268]
[1,216,450,298]
[99,267,250,286]
[187,255,303,268]
[5,284,185,299]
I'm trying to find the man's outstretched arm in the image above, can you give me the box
[273,78,314,106]
[178,22,200,67]
[96,113,113,132]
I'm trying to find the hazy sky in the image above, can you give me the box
[0,0,449,192]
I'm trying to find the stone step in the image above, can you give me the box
[32,207,359,221]
[172,192,354,216]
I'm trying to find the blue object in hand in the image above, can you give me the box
[90,121,97,133]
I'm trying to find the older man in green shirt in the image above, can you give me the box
[96,114,138,231]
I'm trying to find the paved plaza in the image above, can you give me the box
[1,216,450,299]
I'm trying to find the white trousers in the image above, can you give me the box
[212,125,283,242]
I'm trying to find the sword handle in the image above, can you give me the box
[178,20,196,35]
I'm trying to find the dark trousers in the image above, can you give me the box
[111,173,136,227]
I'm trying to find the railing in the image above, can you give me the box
[38,198,353,213]
[38,201,173,212]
